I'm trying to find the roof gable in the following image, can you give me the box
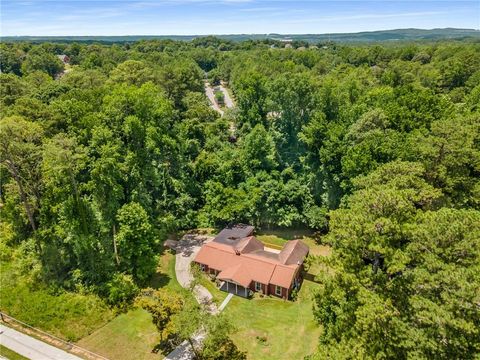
[234,236,264,254]
[278,240,309,265]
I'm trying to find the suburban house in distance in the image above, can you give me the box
[194,224,309,299]
[57,54,70,64]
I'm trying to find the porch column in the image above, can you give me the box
[244,287,247,297]
[235,283,238,294]
[227,282,229,291]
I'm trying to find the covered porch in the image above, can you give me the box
[219,280,250,298]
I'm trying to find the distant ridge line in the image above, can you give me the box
[2,28,479,43]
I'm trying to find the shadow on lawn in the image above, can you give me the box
[149,272,171,289]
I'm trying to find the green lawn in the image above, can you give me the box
[256,231,331,257]
[77,249,196,359]
[224,280,321,359]
[77,308,160,360]
[0,345,29,360]
[199,275,227,305]
[77,234,328,360]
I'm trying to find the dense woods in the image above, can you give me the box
[1,37,479,358]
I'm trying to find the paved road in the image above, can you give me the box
[0,324,82,360]
[204,83,224,116]
[204,82,235,117]
[218,84,234,109]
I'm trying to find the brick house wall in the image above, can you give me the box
[249,281,268,295]
[268,284,288,298]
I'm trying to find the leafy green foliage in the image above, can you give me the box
[0,39,479,357]
[311,163,480,359]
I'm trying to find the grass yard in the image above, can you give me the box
[201,230,329,360]
[223,280,321,360]
[199,275,227,305]
[77,308,160,360]
[77,248,196,359]
[0,345,29,360]
[256,231,331,257]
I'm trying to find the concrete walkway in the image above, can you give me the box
[218,293,234,312]
[0,324,82,360]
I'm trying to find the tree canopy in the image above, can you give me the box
[0,38,479,359]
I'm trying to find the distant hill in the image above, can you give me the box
[2,28,479,44]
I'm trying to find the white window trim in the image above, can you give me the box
[200,264,206,271]
[255,281,262,291]
[275,285,282,296]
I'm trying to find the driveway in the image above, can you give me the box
[165,235,236,359]
[174,237,218,314]
[0,324,82,360]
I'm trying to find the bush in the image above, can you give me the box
[106,273,139,309]
[214,90,225,105]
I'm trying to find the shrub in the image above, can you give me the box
[106,273,139,309]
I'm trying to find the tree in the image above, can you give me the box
[115,202,157,282]
[232,70,268,129]
[201,314,246,360]
[240,124,277,174]
[108,60,155,86]
[105,273,139,308]
[0,73,28,107]
[0,116,43,234]
[136,288,184,347]
[0,44,24,75]
[171,304,246,360]
[21,47,64,78]
[412,115,480,208]
[311,161,479,359]
[269,72,318,166]
[171,301,204,359]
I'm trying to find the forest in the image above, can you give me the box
[0,37,479,359]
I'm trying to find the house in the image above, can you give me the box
[194,224,309,299]
[57,54,70,64]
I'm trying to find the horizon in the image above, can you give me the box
[2,27,479,38]
[1,1,479,37]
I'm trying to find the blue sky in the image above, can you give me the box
[1,0,479,36]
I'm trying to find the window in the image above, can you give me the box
[275,285,282,296]
[255,282,262,291]
[200,264,206,271]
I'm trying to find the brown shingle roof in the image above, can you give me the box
[214,224,255,246]
[194,235,309,289]
[234,236,264,254]
[278,239,310,265]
